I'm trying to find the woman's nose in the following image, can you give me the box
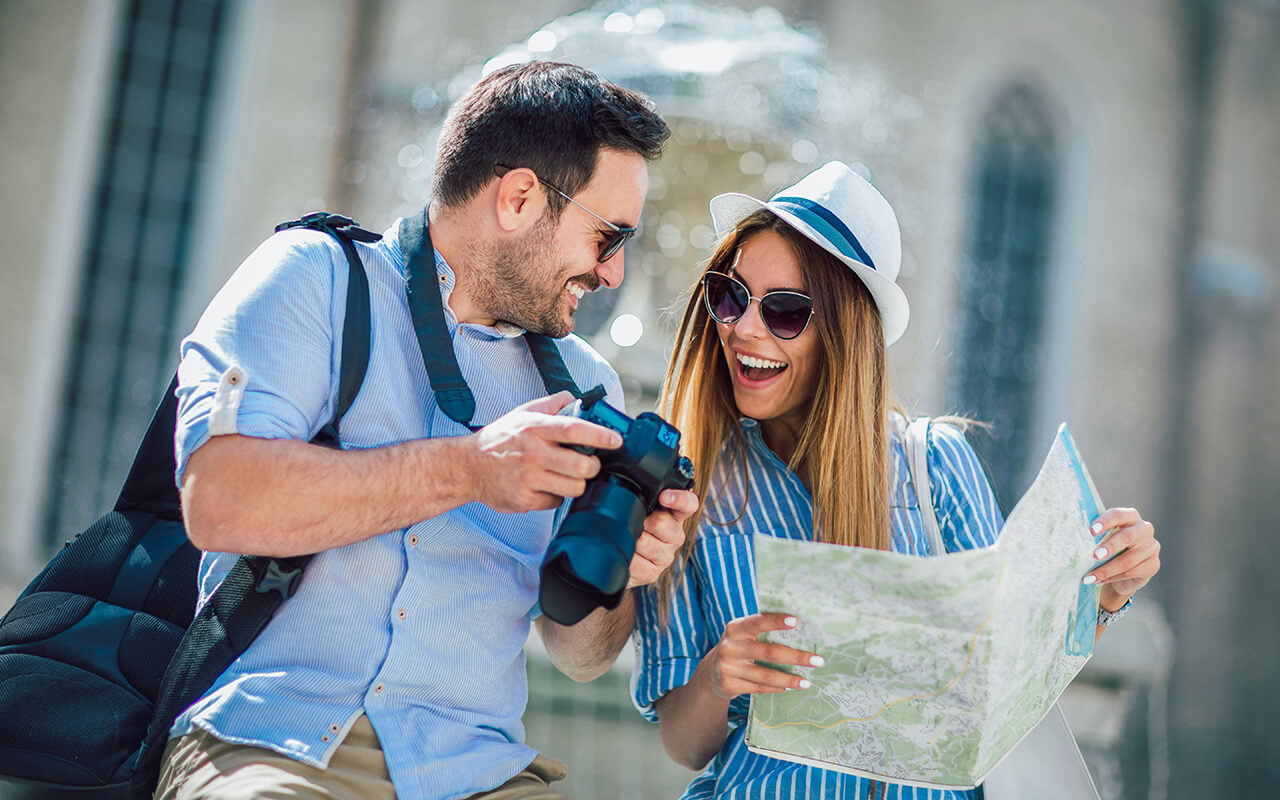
[732,298,769,338]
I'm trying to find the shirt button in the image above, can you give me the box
[374,683,385,694]
[397,609,407,621]
[408,534,419,546]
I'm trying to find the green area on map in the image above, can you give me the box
[746,426,1100,789]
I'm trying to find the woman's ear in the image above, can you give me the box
[493,167,545,233]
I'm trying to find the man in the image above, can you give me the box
[156,62,691,800]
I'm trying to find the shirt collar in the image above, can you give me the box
[736,417,790,472]
[388,217,526,341]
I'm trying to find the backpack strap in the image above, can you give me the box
[904,416,947,557]
[114,375,182,518]
[275,212,379,447]
[134,213,378,781]
[399,207,583,430]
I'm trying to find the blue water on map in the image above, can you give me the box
[1058,425,1111,657]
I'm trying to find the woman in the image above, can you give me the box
[632,162,1161,799]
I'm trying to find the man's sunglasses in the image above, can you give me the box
[701,271,815,340]
[494,165,636,263]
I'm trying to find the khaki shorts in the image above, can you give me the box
[153,715,572,800]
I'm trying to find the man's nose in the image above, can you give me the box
[595,248,625,289]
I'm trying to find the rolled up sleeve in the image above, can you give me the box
[174,230,342,485]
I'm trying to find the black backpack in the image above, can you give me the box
[0,213,379,799]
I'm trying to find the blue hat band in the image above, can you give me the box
[770,196,876,272]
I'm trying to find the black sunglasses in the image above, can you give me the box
[701,271,815,340]
[494,165,636,263]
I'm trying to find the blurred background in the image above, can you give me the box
[1,0,1277,797]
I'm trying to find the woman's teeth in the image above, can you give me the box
[567,282,586,300]
[737,353,786,369]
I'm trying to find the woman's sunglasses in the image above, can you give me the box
[701,271,815,340]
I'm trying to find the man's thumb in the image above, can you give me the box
[516,390,576,415]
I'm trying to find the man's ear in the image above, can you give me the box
[493,167,545,233]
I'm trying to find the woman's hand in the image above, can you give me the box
[1083,507,1161,611]
[654,612,818,771]
[697,613,822,701]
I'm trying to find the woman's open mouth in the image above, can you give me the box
[735,351,788,385]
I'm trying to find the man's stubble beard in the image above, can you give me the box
[473,211,582,338]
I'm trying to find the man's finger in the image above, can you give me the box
[513,390,577,415]
[538,416,623,451]
[532,473,585,502]
[524,490,567,512]
[538,447,603,481]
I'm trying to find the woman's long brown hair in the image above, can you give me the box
[657,209,892,623]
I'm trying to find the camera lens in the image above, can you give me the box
[539,480,646,625]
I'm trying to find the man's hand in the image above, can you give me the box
[465,391,622,513]
[628,489,698,588]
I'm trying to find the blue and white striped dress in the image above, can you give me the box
[632,416,1004,800]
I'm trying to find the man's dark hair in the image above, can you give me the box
[433,61,670,215]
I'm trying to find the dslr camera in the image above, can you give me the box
[539,393,695,625]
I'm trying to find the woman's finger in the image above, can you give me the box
[657,488,699,522]
[726,613,800,639]
[1090,507,1143,535]
[742,640,824,668]
[719,676,799,696]
[1085,538,1160,585]
[722,661,810,692]
[1092,520,1155,561]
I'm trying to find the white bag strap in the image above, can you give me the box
[904,416,946,557]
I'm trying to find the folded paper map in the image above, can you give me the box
[745,424,1108,790]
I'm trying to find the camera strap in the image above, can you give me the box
[400,207,583,429]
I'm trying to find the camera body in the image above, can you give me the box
[539,394,695,625]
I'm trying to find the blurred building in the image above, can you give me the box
[2,0,1277,797]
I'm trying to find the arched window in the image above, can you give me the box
[952,83,1059,511]
[41,0,230,551]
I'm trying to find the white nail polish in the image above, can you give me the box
[809,655,825,667]
[1082,575,1097,585]
[798,679,811,689]
[1094,547,1107,560]
[1091,522,1104,534]
[783,616,797,627]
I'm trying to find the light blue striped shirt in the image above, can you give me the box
[632,417,1003,800]
[172,220,623,800]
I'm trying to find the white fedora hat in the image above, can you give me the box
[709,161,909,346]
